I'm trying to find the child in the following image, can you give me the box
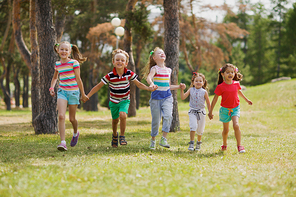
[180,72,211,151]
[143,47,184,149]
[49,41,88,151]
[83,49,157,148]
[208,63,252,153]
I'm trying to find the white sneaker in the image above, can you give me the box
[159,137,170,148]
[188,141,194,151]
[149,139,156,150]
[196,141,202,151]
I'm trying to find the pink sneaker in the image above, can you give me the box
[57,143,67,151]
[238,145,245,153]
[221,145,227,151]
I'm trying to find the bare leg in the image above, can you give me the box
[222,122,230,146]
[68,104,78,134]
[190,131,195,141]
[112,118,119,136]
[57,99,68,141]
[197,135,202,142]
[119,112,127,136]
[232,116,241,146]
[162,131,168,138]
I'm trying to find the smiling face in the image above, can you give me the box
[153,49,166,63]
[192,76,204,89]
[57,43,71,61]
[221,67,235,84]
[113,53,128,71]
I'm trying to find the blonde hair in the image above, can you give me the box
[142,47,162,79]
[218,63,243,85]
[191,72,209,91]
[111,49,129,63]
[54,41,87,63]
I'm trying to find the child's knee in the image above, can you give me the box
[233,123,240,131]
[58,114,66,121]
[112,118,119,124]
[119,112,127,120]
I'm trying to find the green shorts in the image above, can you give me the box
[109,100,130,119]
[219,105,240,123]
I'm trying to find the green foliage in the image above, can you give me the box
[1,79,296,196]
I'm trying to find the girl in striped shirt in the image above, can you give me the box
[144,47,184,149]
[49,41,88,151]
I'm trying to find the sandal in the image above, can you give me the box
[112,132,118,148]
[119,136,127,145]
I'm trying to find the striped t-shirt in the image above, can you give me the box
[102,67,137,104]
[55,59,80,91]
[151,65,172,100]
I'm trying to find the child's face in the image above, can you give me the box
[58,43,71,60]
[113,53,128,70]
[153,49,166,63]
[193,76,204,89]
[221,67,235,82]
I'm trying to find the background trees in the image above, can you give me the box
[0,0,295,134]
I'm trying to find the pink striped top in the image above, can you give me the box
[55,59,80,91]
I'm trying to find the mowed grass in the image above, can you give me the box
[0,79,296,197]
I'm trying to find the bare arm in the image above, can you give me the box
[74,67,88,101]
[133,79,158,91]
[86,81,104,102]
[49,70,59,97]
[204,91,211,114]
[208,94,219,120]
[180,87,190,100]
[146,67,156,86]
[238,90,253,105]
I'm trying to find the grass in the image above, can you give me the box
[0,79,296,196]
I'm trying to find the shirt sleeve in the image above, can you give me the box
[73,60,80,69]
[130,70,138,81]
[214,85,222,96]
[101,74,110,84]
[235,81,242,90]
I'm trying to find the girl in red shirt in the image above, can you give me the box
[208,63,252,153]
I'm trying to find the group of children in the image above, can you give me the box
[49,41,252,153]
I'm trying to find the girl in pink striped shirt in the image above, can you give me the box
[49,41,88,151]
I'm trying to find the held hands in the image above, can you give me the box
[81,94,89,103]
[149,83,158,92]
[208,113,214,120]
[180,83,186,90]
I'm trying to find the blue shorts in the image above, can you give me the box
[109,100,130,119]
[219,105,240,123]
[57,88,80,105]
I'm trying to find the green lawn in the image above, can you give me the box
[0,79,296,196]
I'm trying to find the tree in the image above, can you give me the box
[163,0,180,132]
[33,0,58,134]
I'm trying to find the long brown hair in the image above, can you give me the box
[54,41,87,64]
[217,63,243,85]
[142,47,162,79]
[191,72,209,91]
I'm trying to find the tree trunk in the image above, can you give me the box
[34,0,58,134]
[30,0,40,122]
[135,41,143,109]
[124,0,138,117]
[13,66,21,107]
[83,68,98,111]
[0,58,11,110]
[22,74,29,108]
[0,0,12,52]
[163,0,180,132]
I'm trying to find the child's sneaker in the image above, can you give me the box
[221,145,227,151]
[70,131,80,147]
[238,145,245,153]
[149,139,156,150]
[159,137,170,148]
[188,141,195,151]
[196,141,202,151]
[57,143,67,151]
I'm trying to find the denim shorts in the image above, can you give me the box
[57,88,80,105]
[219,105,240,123]
[109,100,130,120]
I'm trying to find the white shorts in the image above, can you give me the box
[188,108,206,135]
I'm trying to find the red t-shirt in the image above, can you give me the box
[214,81,241,108]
